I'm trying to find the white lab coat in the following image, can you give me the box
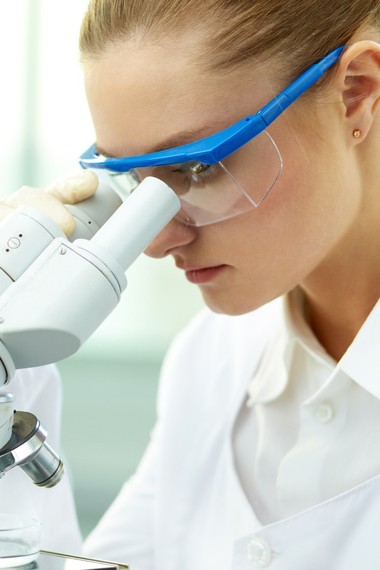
[0,365,82,554]
[84,298,380,569]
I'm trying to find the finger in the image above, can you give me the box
[5,186,75,236]
[47,170,99,204]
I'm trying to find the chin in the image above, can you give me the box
[201,290,266,316]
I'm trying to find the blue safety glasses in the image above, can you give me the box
[80,46,344,226]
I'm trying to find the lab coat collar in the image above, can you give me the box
[246,292,296,406]
[283,287,336,368]
[247,290,380,406]
[285,292,380,402]
[246,325,288,405]
[247,288,333,405]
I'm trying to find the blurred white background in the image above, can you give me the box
[0,2,203,536]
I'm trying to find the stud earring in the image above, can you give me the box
[353,129,362,138]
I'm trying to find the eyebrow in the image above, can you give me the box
[95,122,227,158]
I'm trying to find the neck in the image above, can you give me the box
[302,286,378,362]
[301,229,380,361]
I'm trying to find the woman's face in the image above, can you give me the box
[84,39,363,314]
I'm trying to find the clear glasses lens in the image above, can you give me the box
[221,131,283,207]
[102,130,283,226]
[104,169,140,199]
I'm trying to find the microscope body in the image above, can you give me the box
[0,178,180,486]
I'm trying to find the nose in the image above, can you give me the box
[145,217,197,258]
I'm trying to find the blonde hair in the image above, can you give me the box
[80,0,380,83]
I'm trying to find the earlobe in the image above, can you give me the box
[337,41,380,138]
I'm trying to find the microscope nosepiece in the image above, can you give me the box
[0,411,64,487]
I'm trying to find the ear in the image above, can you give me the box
[335,40,380,142]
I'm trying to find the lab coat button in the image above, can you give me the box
[247,536,272,567]
[314,402,334,423]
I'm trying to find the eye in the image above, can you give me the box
[172,161,210,177]
[180,162,214,183]
[165,161,217,192]
[189,162,209,176]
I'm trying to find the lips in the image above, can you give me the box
[184,265,227,284]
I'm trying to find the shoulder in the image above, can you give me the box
[164,297,283,367]
[157,297,283,413]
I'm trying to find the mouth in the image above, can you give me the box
[184,265,227,284]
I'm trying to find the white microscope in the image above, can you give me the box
[0,177,180,488]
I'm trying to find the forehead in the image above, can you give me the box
[84,39,274,157]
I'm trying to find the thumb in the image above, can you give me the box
[46,170,99,204]
[4,186,76,236]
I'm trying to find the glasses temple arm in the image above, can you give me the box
[259,46,344,126]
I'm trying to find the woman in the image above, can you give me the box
[3,0,380,567]
[78,1,380,568]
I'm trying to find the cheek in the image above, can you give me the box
[197,143,360,315]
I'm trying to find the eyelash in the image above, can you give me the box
[174,161,217,183]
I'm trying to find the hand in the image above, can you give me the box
[0,170,99,236]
